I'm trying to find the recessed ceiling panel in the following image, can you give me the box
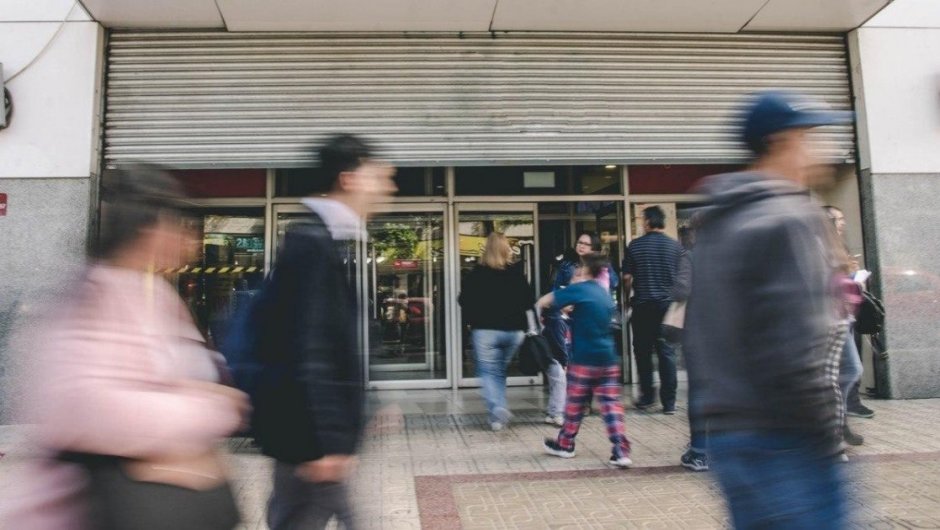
[743,0,890,31]
[218,0,497,32]
[81,0,224,28]
[491,0,768,32]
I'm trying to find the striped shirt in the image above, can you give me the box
[622,232,684,305]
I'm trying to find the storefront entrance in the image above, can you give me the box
[266,198,626,390]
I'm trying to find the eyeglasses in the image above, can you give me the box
[576,241,592,246]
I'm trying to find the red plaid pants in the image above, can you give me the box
[556,364,631,458]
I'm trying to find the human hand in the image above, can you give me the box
[295,455,358,483]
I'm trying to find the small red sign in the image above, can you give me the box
[0,193,7,217]
[393,259,419,270]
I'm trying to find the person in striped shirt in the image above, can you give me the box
[622,206,684,414]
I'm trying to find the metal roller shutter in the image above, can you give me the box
[104,31,855,168]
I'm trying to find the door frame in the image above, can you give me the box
[451,202,543,389]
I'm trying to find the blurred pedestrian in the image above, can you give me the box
[540,253,632,469]
[251,134,396,530]
[543,232,619,426]
[825,205,876,420]
[459,232,534,431]
[622,206,684,414]
[684,91,853,529]
[5,165,247,530]
[672,224,709,472]
[823,206,866,450]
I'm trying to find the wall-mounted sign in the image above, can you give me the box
[0,193,7,216]
[394,259,420,270]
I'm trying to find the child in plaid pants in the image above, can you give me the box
[536,253,632,468]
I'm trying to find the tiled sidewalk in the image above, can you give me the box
[3,388,940,529]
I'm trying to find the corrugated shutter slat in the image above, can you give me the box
[104,31,854,168]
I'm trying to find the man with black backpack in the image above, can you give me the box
[252,134,396,529]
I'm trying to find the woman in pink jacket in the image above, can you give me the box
[5,166,248,529]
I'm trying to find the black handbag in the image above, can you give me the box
[855,291,885,335]
[517,334,554,376]
[59,452,241,530]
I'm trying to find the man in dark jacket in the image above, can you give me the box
[683,91,853,529]
[254,134,396,529]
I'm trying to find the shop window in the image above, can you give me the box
[628,165,742,195]
[165,208,266,345]
[276,167,445,197]
[455,166,622,196]
[172,169,267,198]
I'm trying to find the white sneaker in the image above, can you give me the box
[544,415,564,427]
[608,455,633,469]
[490,422,504,432]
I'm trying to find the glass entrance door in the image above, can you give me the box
[455,203,541,387]
[365,206,448,386]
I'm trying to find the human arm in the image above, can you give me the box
[740,217,838,434]
[285,228,363,462]
[671,249,692,302]
[621,245,634,293]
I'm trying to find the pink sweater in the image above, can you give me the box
[4,266,242,529]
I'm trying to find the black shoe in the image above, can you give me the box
[680,447,709,472]
[634,397,655,410]
[843,425,864,446]
[847,404,875,419]
[543,438,576,458]
[662,405,676,415]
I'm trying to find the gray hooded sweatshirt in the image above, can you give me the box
[683,171,840,446]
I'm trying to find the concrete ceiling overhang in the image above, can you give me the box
[81,0,893,32]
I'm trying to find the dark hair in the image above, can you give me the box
[643,206,666,230]
[576,232,602,252]
[580,252,609,279]
[95,164,187,259]
[317,133,374,190]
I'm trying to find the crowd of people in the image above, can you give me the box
[4,91,882,530]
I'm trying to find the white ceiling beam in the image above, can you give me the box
[490,0,769,33]
[217,0,497,32]
[80,0,224,29]
[743,0,891,31]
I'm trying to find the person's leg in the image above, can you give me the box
[557,365,594,451]
[268,461,339,530]
[471,329,503,423]
[595,365,631,459]
[652,301,678,411]
[709,431,846,530]
[630,303,656,404]
[494,331,524,421]
[545,359,567,418]
[838,330,863,406]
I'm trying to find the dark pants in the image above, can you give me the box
[631,300,677,408]
[267,461,357,530]
[709,431,846,530]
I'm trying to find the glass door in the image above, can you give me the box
[365,205,449,387]
[455,203,541,387]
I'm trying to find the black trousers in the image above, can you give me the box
[267,461,357,530]
[631,300,677,408]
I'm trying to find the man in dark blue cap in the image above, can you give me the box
[682,91,854,529]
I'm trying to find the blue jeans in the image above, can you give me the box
[472,329,524,423]
[838,326,863,406]
[545,359,566,417]
[709,431,846,530]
